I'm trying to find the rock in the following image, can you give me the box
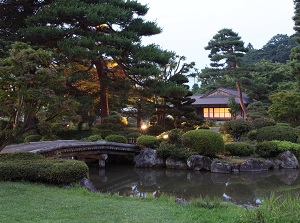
[211,161,232,174]
[166,158,188,169]
[134,148,163,168]
[187,155,212,171]
[240,159,273,172]
[175,197,188,205]
[80,178,97,192]
[275,151,299,169]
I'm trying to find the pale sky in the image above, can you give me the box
[139,0,295,71]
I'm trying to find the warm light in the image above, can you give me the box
[163,134,169,140]
[141,124,148,131]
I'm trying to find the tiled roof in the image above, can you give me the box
[192,87,252,106]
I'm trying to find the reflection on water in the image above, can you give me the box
[88,164,300,205]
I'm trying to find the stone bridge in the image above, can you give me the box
[2,140,141,167]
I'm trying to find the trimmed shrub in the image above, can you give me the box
[146,125,165,136]
[0,152,88,185]
[86,134,103,142]
[126,132,141,139]
[157,141,193,161]
[105,134,127,143]
[255,141,279,158]
[93,129,114,139]
[41,134,59,141]
[136,135,159,148]
[225,142,255,156]
[247,130,257,141]
[24,135,42,143]
[251,117,276,129]
[181,129,224,156]
[220,119,252,142]
[0,152,44,162]
[256,125,299,143]
[273,140,300,158]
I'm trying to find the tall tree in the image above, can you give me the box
[22,0,171,119]
[0,42,77,150]
[291,0,300,90]
[0,0,54,41]
[204,28,248,117]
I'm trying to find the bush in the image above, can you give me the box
[86,134,103,142]
[220,119,252,141]
[256,125,299,143]
[255,141,279,158]
[157,142,193,161]
[24,135,42,143]
[247,130,257,141]
[0,152,88,185]
[105,134,127,143]
[225,142,255,156]
[136,135,159,148]
[251,117,276,129]
[146,125,165,136]
[273,140,300,158]
[181,129,224,156]
[41,134,59,141]
[92,129,114,138]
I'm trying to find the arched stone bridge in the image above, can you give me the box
[2,140,141,167]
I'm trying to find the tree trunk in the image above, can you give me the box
[94,58,109,119]
[236,81,247,118]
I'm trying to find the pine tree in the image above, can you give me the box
[22,0,171,119]
[205,28,248,117]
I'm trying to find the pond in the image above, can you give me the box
[88,164,300,206]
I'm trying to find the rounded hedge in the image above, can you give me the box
[157,142,192,161]
[136,135,159,148]
[256,125,299,143]
[86,134,103,142]
[225,142,255,156]
[0,152,88,185]
[181,129,224,156]
[146,125,165,136]
[255,141,279,158]
[24,135,42,143]
[105,134,127,143]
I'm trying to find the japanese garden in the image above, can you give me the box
[1,0,300,222]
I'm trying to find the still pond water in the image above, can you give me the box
[88,164,300,205]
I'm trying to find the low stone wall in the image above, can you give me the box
[134,148,299,173]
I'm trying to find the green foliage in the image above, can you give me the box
[23,135,42,143]
[156,142,192,161]
[220,119,252,141]
[0,152,44,162]
[256,125,299,143]
[136,135,159,148]
[269,91,300,126]
[41,134,59,141]
[104,134,127,144]
[85,134,103,142]
[102,114,128,127]
[126,132,141,139]
[239,194,300,223]
[227,96,239,119]
[225,142,255,156]
[92,128,114,139]
[166,128,184,146]
[247,130,257,141]
[0,152,88,184]
[251,117,276,129]
[146,125,165,136]
[181,129,224,156]
[255,141,279,158]
[273,140,300,158]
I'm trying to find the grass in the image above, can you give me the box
[1,181,300,223]
[0,181,244,223]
